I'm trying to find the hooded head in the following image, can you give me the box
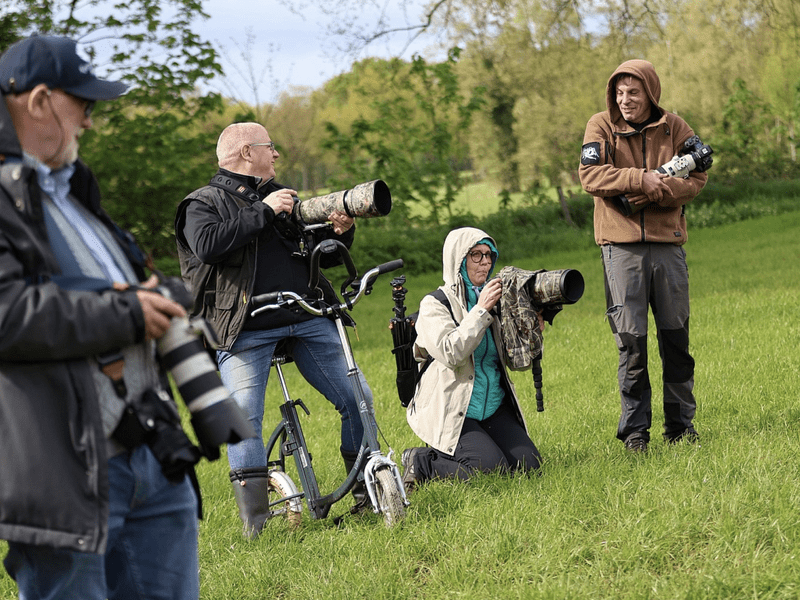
[605,59,662,124]
[441,227,498,291]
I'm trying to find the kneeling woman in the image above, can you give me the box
[402,227,542,489]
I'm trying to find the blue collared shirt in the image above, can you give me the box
[25,154,129,284]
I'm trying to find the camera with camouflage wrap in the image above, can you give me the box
[287,179,392,225]
[498,267,585,411]
[525,268,585,323]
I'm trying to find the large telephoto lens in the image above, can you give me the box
[529,269,585,306]
[157,317,255,457]
[295,180,392,224]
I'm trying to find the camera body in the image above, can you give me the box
[499,266,585,412]
[612,135,714,217]
[656,135,713,178]
[112,387,202,482]
[497,266,585,368]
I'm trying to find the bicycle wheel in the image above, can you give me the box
[373,466,406,526]
[268,470,303,528]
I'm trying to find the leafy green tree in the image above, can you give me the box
[513,39,609,193]
[1,0,224,262]
[263,88,334,194]
[757,0,800,165]
[277,0,800,196]
[712,78,800,180]
[459,49,522,194]
[322,49,484,225]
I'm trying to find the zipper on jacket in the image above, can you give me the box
[477,349,491,421]
[639,133,647,242]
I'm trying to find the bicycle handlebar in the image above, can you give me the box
[250,246,403,318]
[251,291,282,306]
[375,259,404,275]
[308,239,358,295]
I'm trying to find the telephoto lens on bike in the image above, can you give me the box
[294,179,392,224]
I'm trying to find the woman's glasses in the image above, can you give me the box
[468,251,494,263]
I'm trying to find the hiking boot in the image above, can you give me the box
[666,428,700,446]
[401,447,424,492]
[624,437,648,453]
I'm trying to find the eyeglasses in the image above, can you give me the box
[468,250,494,263]
[49,89,95,118]
[76,96,94,119]
[249,141,276,152]
[62,90,94,118]
[79,99,95,118]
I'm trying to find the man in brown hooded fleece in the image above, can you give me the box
[579,59,707,453]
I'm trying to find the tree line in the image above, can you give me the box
[2,0,799,263]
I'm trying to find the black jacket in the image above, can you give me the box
[0,98,150,554]
[175,170,355,350]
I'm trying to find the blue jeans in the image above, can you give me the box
[217,318,369,469]
[3,446,199,600]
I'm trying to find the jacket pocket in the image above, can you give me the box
[212,289,237,310]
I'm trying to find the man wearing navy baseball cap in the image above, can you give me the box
[0,35,200,599]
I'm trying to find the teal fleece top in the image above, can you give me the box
[460,238,504,421]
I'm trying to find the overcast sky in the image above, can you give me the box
[197,0,439,103]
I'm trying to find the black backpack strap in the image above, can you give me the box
[416,289,458,381]
[429,288,458,325]
[416,355,435,382]
[398,288,460,407]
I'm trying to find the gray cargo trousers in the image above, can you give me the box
[601,243,696,443]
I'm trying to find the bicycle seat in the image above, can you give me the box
[271,339,293,366]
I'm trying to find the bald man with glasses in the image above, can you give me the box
[176,122,373,536]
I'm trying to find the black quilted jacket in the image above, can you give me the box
[0,98,148,554]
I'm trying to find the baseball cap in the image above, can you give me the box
[0,34,128,100]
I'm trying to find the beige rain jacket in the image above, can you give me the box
[406,227,527,455]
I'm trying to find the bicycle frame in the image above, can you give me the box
[255,237,408,522]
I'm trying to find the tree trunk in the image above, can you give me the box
[557,186,575,227]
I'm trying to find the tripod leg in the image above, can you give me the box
[533,357,544,412]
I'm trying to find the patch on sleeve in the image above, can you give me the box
[581,142,601,165]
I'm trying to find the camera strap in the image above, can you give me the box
[208,173,301,241]
[208,174,261,204]
[96,350,128,398]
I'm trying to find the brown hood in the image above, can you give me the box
[605,59,662,122]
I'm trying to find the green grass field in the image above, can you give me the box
[405,179,582,220]
[1,211,798,599]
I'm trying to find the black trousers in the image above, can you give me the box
[414,403,541,482]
